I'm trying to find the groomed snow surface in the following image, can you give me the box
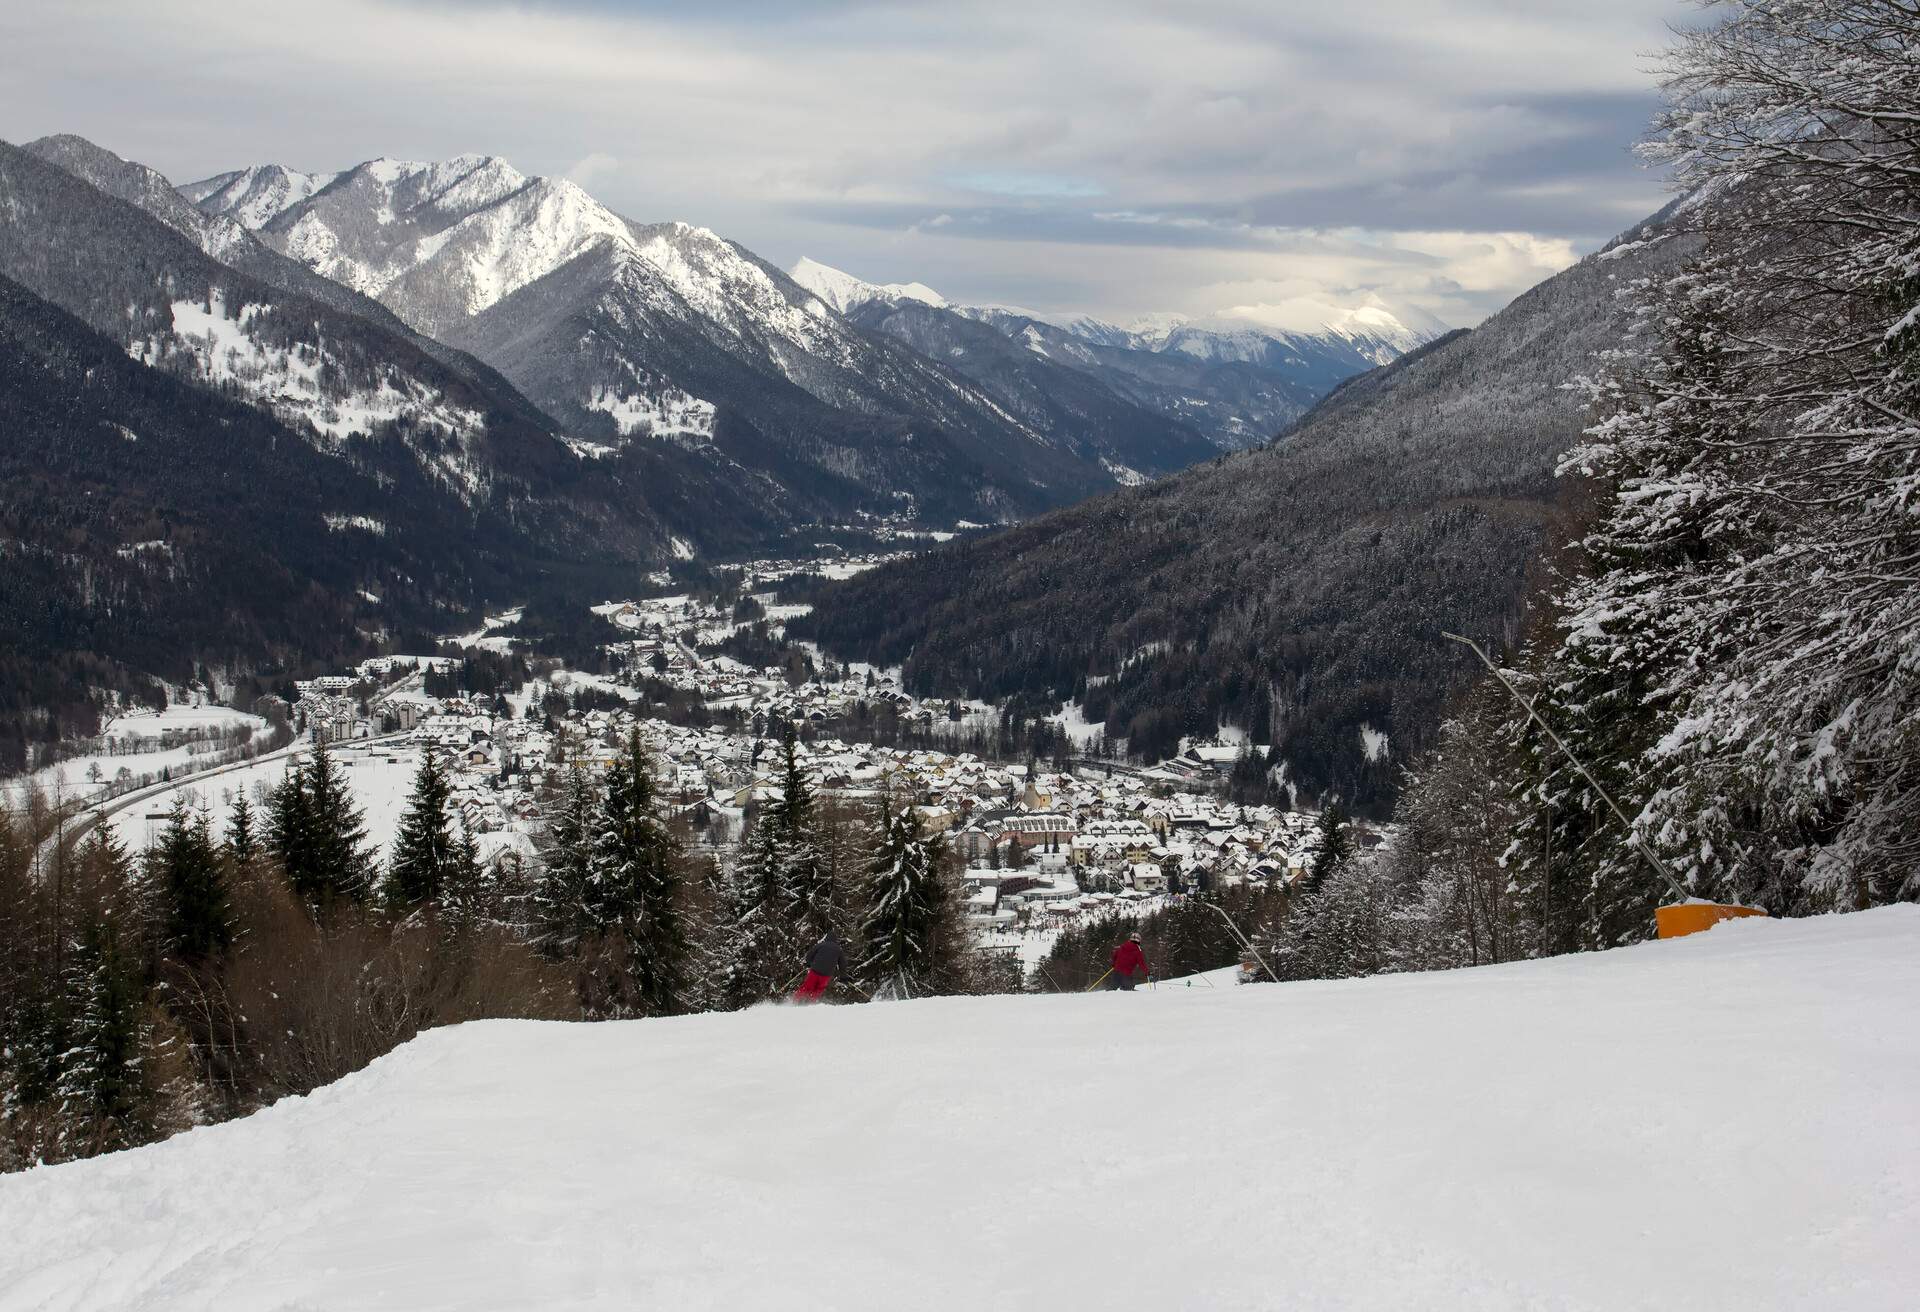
[4,909,1916,1310]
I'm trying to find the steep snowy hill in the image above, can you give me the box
[0,139,814,565]
[186,155,1150,522]
[839,296,1218,482]
[792,258,1223,475]
[789,254,946,313]
[0,271,546,759]
[179,162,336,229]
[792,258,1448,448]
[4,909,1914,1310]
[22,135,546,398]
[0,142,572,512]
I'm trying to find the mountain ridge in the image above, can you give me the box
[185,152,1144,520]
[793,206,1696,808]
[788,256,1448,450]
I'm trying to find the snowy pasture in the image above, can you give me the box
[2,909,1914,1310]
[106,739,423,863]
[2,706,270,807]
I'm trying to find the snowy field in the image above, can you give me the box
[2,706,269,807]
[106,739,422,862]
[3,908,1915,1310]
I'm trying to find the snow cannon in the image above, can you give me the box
[1441,633,1768,942]
[1655,901,1767,940]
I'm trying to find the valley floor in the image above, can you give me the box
[2,910,1915,1310]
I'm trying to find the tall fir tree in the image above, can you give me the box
[267,761,314,898]
[442,830,491,931]
[769,732,833,941]
[303,738,372,904]
[586,730,687,1015]
[856,799,959,995]
[147,804,231,968]
[1305,803,1352,897]
[225,794,258,868]
[55,917,151,1157]
[533,769,600,957]
[723,810,796,1006]
[385,749,457,909]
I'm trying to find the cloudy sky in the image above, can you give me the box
[2,0,1693,329]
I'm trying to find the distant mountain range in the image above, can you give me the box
[0,130,1447,763]
[184,153,1254,522]
[794,206,1693,811]
[789,257,1448,450]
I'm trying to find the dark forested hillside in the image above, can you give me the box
[0,272,603,767]
[795,208,1694,811]
[841,298,1219,478]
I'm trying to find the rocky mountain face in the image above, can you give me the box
[0,269,522,767]
[836,298,1218,483]
[187,154,1163,523]
[0,139,809,565]
[793,208,1693,811]
[0,136,827,757]
[790,258,1449,450]
[22,135,541,397]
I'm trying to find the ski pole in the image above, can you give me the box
[1194,899,1279,984]
[1442,631,1689,903]
[1084,968,1114,992]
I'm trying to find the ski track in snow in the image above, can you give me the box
[2,909,1916,1310]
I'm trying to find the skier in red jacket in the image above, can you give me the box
[1109,933,1148,990]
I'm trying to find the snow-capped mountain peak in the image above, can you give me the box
[179,163,339,231]
[1207,293,1448,363]
[946,290,1446,366]
[789,256,947,314]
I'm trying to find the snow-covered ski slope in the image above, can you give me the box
[4,909,1916,1311]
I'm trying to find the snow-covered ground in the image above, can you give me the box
[451,608,523,652]
[106,739,422,862]
[2,706,270,806]
[4,909,1915,1310]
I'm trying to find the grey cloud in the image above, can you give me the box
[0,0,1695,326]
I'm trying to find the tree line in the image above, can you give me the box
[1,728,1009,1171]
[1234,0,1920,983]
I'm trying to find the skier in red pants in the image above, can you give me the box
[793,930,844,1004]
[1110,932,1149,991]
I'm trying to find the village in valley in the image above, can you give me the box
[40,549,1369,981]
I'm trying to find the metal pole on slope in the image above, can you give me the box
[1440,631,1690,904]
[1195,898,1280,985]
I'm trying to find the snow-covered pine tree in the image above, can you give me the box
[857,798,941,995]
[266,761,313,898]
[302,738,372,905]
[722,808,796,1006]
[533,768,600,957]
[1304,803,1351,898]
[146,803,231,968]
[1379,676,1531,970]
[225,794,258,869]
[439,829,491,933]
[1270,803,1358,980]
[1557,0,1920,910]
[1514,258,1769,944]
[769,732,834,942]
[54,917,151,1158]
[384,749,457,909]
[674,852,730,1012]
[585,729,687,1016]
